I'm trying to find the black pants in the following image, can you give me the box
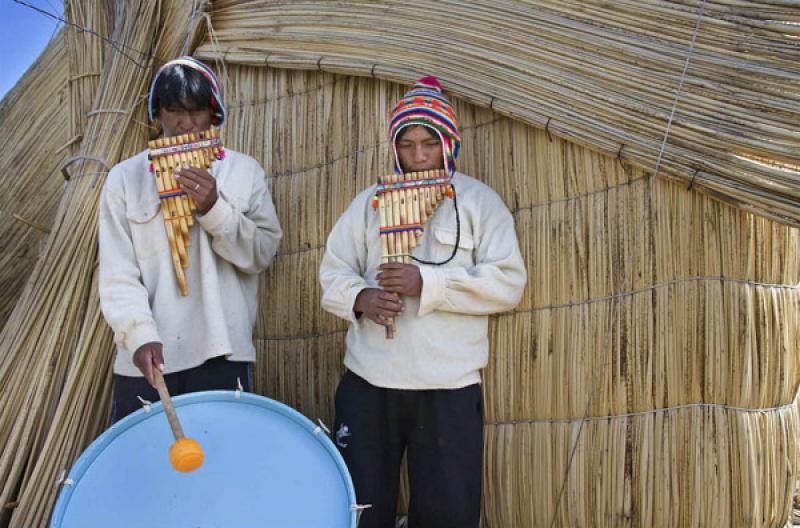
[334,371,483,528]
[111,356,251,423]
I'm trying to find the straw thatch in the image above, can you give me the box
[195,0,800,226]
[218,64,799,527]
[0,2,798,527]
[0,1,207,525]
[0,31,69,329]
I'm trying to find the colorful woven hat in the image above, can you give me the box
[147,56,226,125]
[388,76,461,176]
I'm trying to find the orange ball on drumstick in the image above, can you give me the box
[153,368,204,472]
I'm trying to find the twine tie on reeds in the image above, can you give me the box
[59,155,110,181]
[12,215,51,234]
[314,419,331,436]
[55,470,74,488]
[687,168,701,191]
[351,503,373,526]
[549,2,708,525]
[489,400,797,427]
[137,396,153,413]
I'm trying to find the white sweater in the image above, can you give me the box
[99,149,282,376]
[320,172,526,390]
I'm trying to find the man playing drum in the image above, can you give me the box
[99,57,282,422]
[320,76,527,528]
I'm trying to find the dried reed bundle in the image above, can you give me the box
[0,2,208,525]
[482,406,798,527]
[217,64,799,527]
[196,0,800,226]
[1,5,798,525]
[0,32,69,329]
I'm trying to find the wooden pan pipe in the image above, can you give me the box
[372,168,454,338]
[148,127,223,296]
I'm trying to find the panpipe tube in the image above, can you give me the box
[153,138,188,268]
[410,172,422,240]
[168,135,191,258]
[397,174,410,259]
[147,127,223,296]
[384,174,397,263]
[403,175,415,252]
[378,190,390,264]
[152,157,188,296]
[391,174,402,261]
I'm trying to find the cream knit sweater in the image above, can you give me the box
[320,172,526,390]
[99,149,282,376]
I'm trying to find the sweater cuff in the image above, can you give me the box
[418,266,446,317]
[196,196,233,235]
[346,285,368,324]
[125,320,161,357]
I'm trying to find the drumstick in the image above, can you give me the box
[153,368,204,472]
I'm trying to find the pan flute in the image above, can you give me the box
[372,168,454,338]
[148,127,224,296]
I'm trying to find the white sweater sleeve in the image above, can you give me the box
[98,172,162,355]
[319,196,370,324]
[417,193,526,317]
[196,166,282,275]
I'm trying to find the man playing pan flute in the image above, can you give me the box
[99,57,282,422]
[320,76,526,528]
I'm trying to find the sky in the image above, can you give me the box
[0,0,63,100]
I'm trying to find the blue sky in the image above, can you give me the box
[0,0,63,99]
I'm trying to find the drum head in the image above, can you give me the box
[51,391,356,527]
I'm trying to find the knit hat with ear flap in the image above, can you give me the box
[388,76,461,176]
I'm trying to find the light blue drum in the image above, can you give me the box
[51,391,357,527]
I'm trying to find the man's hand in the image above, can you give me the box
[354,288,404,327]
[133,342,164,387]
[376,262,423,297]
[176,166,218,214]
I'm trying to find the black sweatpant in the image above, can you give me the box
[111,356,251,423]
[334,370,483,528]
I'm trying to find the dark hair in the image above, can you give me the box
[151,65,214,116]
[396,124,439,142]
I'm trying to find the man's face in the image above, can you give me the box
[395,125,444,173]
[158,105,214,138]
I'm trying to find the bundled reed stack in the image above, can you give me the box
[0,2,208,526]
[196,1,800,225]
[0,1,798,527]
[194,5,800,524]
[0,32,69,328]
[0,0,113,330]
[218,62,799,527]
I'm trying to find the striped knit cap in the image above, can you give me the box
[389,76,461,176]
[147,56,226,125]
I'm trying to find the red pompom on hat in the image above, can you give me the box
[416,76,443,92]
